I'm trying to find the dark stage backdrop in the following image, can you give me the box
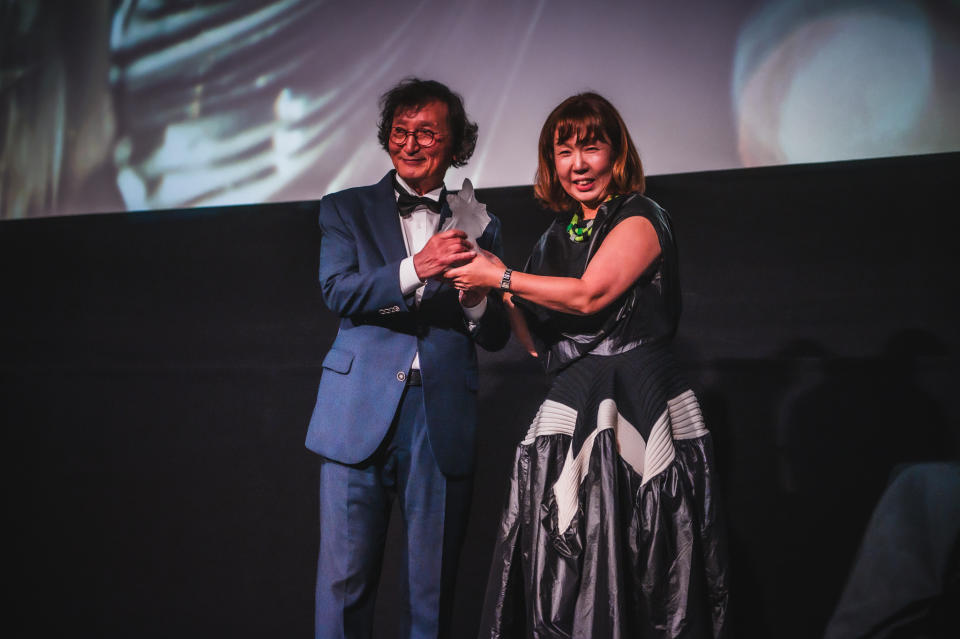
[2,153,958,637]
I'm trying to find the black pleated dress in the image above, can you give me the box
[478,193,729,638]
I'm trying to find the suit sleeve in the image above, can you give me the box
[318,195,409,318]
[468,215,510,352]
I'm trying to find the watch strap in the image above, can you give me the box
[499,268,513,291]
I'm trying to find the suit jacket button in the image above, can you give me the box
[397,371,406,382]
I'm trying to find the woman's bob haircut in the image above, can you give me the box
[533,92,645,212]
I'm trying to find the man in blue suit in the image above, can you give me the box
[305,78,510,639]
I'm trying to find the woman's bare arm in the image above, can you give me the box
[504,292,538,356]
[447,216,660,316]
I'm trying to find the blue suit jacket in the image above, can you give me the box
[305,171,509,476]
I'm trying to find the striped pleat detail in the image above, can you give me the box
[547,389,710,530]
[607,401,647,478]
[668,389,708,439]
[554,416,610,531]
[521,399,578,444]
[641,410,675,487]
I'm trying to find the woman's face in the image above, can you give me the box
[553,132,614,213]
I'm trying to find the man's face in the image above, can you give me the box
[388,100,454,195]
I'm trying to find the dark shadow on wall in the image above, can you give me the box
[772,331,955,638]
[685,332,958,639]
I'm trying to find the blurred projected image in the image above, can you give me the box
[3,0,381,218]
[733,0,959,166]
[1,0,958,219]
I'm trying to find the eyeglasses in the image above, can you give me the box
[389,126,442,148]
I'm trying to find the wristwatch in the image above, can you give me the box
[499,268,513,291]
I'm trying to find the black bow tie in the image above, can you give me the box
[395,179,443,217]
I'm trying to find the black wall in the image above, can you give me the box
[3,153,958,637]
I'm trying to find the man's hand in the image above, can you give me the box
[413,229,475,280]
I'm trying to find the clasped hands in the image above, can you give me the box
[413,229,506,307]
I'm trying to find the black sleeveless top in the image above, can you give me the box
[514,193,681,373]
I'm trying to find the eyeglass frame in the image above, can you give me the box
[389,126,444,148]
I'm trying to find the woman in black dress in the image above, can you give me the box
[447,93,728,638]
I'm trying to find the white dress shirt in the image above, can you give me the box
[395,175,487,371]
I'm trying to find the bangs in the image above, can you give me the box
[553,114,609,146]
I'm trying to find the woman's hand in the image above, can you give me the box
[477,247,506,269]
[504,293,538,358]
[445,248,505,291]
[459,287,489,308]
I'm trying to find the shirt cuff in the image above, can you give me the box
[399,256,424,296]
[461,295,488,322]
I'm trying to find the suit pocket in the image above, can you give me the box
[321,347,354,374]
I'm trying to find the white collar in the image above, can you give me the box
[395,174,443,202]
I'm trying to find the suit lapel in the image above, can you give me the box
[367,171,407,264]
[438,186,452,227]
[368,171,453,299]
[422,190,452,300]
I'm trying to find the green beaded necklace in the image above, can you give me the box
[566,212,594,242]
[566,195,617,242]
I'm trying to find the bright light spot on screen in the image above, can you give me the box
[275,88,308,121]
[273,88,313,174]
[158,124,193,164]
[733,0,939,166]
[778,10,932,162]
[273,128,303,155]
[114,137,147,210]
[116,167,148,210]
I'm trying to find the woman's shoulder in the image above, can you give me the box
[605,193,673,246]
[613,192,665,217]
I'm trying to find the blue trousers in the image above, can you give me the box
[314,384,472,639]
